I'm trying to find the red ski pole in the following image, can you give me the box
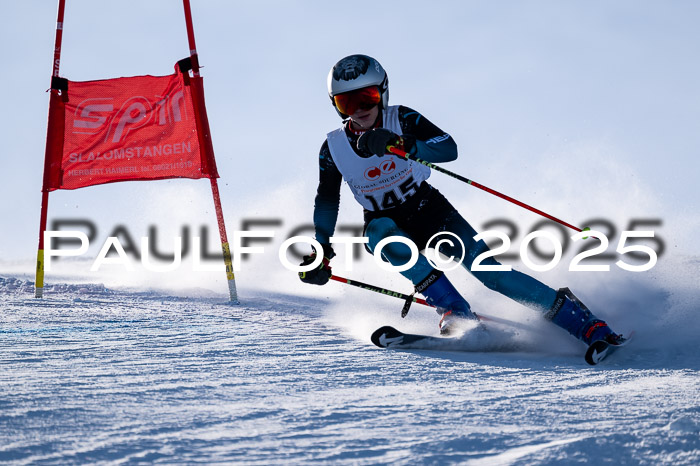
[388,147,587,234]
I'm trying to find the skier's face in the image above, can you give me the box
[349,104,380,129]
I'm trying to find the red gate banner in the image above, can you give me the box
[43,63,218,191]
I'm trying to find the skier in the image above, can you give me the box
[299,53,623,346]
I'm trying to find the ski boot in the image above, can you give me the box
[416,271,477,335]
[545,287,624,346]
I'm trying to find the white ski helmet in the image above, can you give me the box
[327,54,389,118]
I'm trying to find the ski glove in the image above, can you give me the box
[357,128,406,157]
[298,244,335,286]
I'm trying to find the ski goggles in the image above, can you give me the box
[333,86,381,115]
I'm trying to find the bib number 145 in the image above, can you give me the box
[364,176,418,210]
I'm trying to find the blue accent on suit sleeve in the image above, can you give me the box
[413,138,457,163]
[399,106,458,163]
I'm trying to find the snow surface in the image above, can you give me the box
[1,271,698,465]
[2,2,698,463]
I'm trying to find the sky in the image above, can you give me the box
[0,0,698,294]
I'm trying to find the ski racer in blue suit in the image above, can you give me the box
[299,54,623,345]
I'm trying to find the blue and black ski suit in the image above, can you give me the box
[313,104,559,313]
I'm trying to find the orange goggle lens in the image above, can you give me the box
[333,86,381,115]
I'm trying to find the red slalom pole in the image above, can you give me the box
[182,0,200,75]
[182,0,238,302]
[388,147,586,234]
[35,0,67,298]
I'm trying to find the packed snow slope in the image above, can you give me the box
[1,269,698,465]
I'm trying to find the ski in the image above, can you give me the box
[370,325,526,353]
[373,325,635,364]
[371,325,448,350]
[584,332,634,365]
